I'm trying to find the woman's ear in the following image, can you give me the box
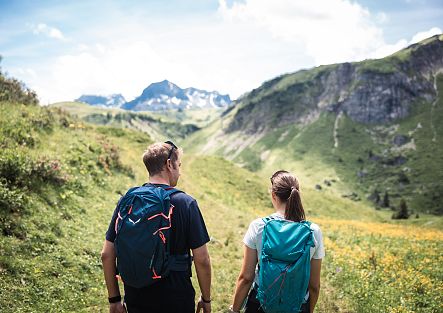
[271,191,276,201]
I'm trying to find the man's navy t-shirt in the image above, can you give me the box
[105,184,210,310]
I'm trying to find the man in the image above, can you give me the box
[101,141,212,313]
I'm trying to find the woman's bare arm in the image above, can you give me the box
[231,245,258,312]
[309,258,322,313]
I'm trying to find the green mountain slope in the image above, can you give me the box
[184,35,443,215]
[51,101,225,142]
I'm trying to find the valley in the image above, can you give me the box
[1,34,442,313]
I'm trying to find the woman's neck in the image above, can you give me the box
[274,202,286,216]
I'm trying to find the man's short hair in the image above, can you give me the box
[142,142,180,176]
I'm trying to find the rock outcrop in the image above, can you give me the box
[227,35,443,133]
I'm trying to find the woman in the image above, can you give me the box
[229,170,325,313]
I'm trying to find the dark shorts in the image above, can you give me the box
[244,287,310,313]
[123,272,195,313]
[125,295,195,313]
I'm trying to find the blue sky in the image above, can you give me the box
[0,0,442,103]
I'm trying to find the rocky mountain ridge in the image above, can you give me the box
[76,80,231,111]
[75,94,126,107]
[185,34,443,215]
[228,34,443,134]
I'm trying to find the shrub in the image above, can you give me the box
[0,149,33,187]
[97,126,126,137]
[0,179,27,214]
[0,149,68,188]
[96,138,134,177]
[29,107,54,131]
[392,199,410,219]
[31,157,67,185]
[383,191,390,208]
[1,123,36,147]
[0,57,38,106]
[0,179,28,238]
[0,214,26,238]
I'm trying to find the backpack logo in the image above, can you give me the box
[128,217,141,225]
[257,218,314,313]
[114,185,189,288]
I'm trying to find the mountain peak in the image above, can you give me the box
[75,94,126,107]
[120,80,232,111]
[140,80,187,101]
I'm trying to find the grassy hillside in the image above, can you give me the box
[51,101,223,142]
[1,100,442,312]
[0,101,150,312]
[184,72,443,216]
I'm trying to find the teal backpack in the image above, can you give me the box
[257,217,314,313]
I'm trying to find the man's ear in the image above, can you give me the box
[165,159,172,171]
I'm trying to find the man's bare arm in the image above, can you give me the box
[101,240,125,313]
[193,244,211,313]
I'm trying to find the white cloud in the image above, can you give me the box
[11,2,443,104]
[218,0,386,66]
[30,41,198,103]
[31,23,66,41]
[376,12,389,24]
[372,39,408,59]
[410,27,442,43]
[372,26,442,58]
[9,67,37,79]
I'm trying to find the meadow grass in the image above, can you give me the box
[1,101,442,312]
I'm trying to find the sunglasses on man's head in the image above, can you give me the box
[165,140,177,160]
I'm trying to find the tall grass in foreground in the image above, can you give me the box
[180,156,443,313]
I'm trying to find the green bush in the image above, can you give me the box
[0,149,33,187]
[392,199,410,219]
[0,179,28,238]
[0,149,67,188]
[0,124,36,147]
[0,179,27,214]
[31,157,68,185]
[0,57,38,106]
[28,107,55,131]
[96,138,134,177]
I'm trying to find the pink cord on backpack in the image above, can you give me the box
[152,268,162,279]
[115,212,123,234]
[149,205,175,235]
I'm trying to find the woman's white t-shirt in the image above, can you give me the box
[243,212,325,287]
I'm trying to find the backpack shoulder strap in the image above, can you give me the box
[116,186,140,208]
[302,220,315,247]
[140,183,183,197]
[163,187,183,198]
[262,215,276,224]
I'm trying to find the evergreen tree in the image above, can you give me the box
[383,191,390,208]
[392,199,409,219]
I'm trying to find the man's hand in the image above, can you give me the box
[109,302,126,313]
[196,299,211,313]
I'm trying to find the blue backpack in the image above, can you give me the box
[257,217,314,313]
[114,184,190,288]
